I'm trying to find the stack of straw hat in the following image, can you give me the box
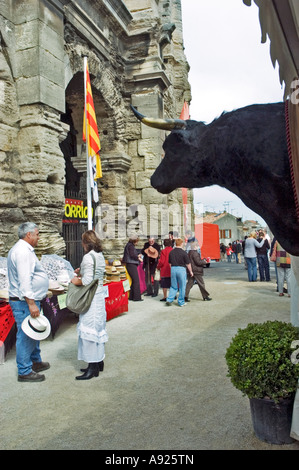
[105,265,120,282]
[113,260,127,280]
[104,260,127,283]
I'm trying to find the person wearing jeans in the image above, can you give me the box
[256,231,270,281]
[10,300,43,376]
[274,241,291,297]
[7,222,50,382]
[166,238,193,307]
[244,231,265,282]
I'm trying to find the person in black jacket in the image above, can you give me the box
[185,242,212,302]
[256,231,270,281]
[122,235,143,301]
[142,237,161,297]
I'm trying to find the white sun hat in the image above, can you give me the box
[21,314,51,340]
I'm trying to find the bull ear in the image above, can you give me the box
[130,105,186,130]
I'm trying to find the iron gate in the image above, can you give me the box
[62,190,91,269]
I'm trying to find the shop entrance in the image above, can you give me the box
[62,217,86,270]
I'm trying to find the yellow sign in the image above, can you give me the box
[63,198,92,223]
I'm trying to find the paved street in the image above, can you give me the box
[1,260,299,451]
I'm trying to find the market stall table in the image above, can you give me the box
[0,302,16,357]
[0,280,129,346]
[42,279,129,338]
[104,280,129,321]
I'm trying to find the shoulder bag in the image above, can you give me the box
[66,253,99,314]
[270,241,277,262]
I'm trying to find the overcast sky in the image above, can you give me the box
[181,0,284,224]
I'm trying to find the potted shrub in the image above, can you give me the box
[225,320,299,444]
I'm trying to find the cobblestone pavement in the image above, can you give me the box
[1,260,299,452]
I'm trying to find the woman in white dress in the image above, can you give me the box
[70,230,108,380]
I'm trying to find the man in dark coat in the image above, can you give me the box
[142,237,161,296]
[256,231,270,281]
[185,241,212,302]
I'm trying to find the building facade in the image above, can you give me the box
[0,0,192,266]
[200,211,264,246]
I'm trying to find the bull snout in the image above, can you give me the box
[151,170,173,194]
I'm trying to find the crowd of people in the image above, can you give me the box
[122,230,211,307]
[7,221,290,384]
[220,230,292,295]
[7,222,212,383]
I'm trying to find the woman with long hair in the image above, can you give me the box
[244,231,264,282]
[70,230,108,380]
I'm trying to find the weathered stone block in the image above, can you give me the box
[126,189,142,206]
[19,182,65,208]
[0,123,18,152]
[130,155,144,172]
[137,138,164,168]
[16,76,65,112]
[141,187,164,205]
[0,182,18,206]
[135,169,152,189]
[15,20,64,61]
[13,0,64,37]
[15,47,64,88]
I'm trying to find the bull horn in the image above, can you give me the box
[130,105,187,130]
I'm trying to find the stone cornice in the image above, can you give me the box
[127,70,171,91]
[71,149,131,174]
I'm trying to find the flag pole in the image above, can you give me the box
[83,56,93,230]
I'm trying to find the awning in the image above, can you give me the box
[243,0,299,99]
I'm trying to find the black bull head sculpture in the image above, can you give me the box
[131,103,299,256]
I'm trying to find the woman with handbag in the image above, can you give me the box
[272,240,292,297]
[70,230,108,380]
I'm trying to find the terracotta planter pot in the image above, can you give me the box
[249,395,295,445]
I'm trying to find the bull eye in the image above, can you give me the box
[163,129,185,151]
[173,131,184,145]
[171,132,184,145]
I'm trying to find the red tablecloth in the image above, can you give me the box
[0,303,15,343]
[105,280,128,321]
[0,281,129,346]
[0,302,16,355]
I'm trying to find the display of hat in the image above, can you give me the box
[106,272,121,282]
[144,246,158,258]
[21,314,51,340]
[105,266,118,273]
[115,266,126,272]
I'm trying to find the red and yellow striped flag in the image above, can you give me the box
[83,61,102,179]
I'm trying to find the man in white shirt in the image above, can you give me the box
[7,222,50,382]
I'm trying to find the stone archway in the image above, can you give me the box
[62,46,132,257]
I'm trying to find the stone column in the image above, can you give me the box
[17,105,67,257]
[11,0,67,255]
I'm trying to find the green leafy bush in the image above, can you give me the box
[225,321,299,403]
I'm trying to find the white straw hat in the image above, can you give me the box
[21,314,51,340]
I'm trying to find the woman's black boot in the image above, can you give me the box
[80,361,104,373]
[76,363,99,380]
